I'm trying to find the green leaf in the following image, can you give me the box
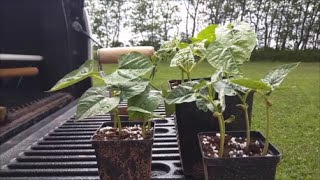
[178,42,189,49]
[214,80,237,96]
[195,98,214,112]
[170,46,195,68]
[103,69,141,86]
[191,24,218,46]
[218,88,226,112]
[49,60,94,91]
[261,62,300,91]
[119,78,149,100]
[161,86,175,116]
[218,79,248,93]
[76,87,120,120]
[231,78,271,91]
[192,79,208,91]
[206,22,257,75]
[225,115,235,124]
[190,41,207,58]
[91,72,106,87]
[155,38,180,62]
[165,81,198,104]
[118,52,154,76]
[128,88,162,120]
[211,68,223,83]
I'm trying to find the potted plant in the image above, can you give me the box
[197,62,299,179]
[49,51,163,180]
[164,22,257,178]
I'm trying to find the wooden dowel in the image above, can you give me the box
[0,67,39,78]
[0,54,43,61]
[97,46,154,64]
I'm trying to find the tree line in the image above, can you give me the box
[85,0,319,61]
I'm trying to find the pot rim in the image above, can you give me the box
[197,131,282,160]
[91,121,155,142]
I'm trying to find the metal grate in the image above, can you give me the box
[0,103,184,180]
[0,92,74,144]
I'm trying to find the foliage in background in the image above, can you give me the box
[85,0,319,56]
[251,48,320,62]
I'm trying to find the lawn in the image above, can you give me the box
[98,62,320,179]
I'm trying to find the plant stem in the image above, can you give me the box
[238,91,252,150]
[142,120,147,138]
[110,90,118,129]
[214,112,225,157]
[149,82,159,91]
[186,72,191,81]
[244,104,250,149]
[208,83,214,102]
[181,70,184,83]
[114,108,122,135]
[262,98,272,155]
[113,110,117,128]
[147,120,151,132]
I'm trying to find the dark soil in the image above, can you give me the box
[169,80,180,89]
[199,133,271,158]
[94,125,153,141]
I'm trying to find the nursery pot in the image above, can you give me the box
[91,121,155,180]
[169,79,254,178]
[198,131,281,180]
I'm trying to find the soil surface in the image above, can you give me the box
[169,80,180,89]
[199,133,271,158]
[94,125,153,141]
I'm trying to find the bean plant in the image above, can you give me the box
[165,22,257,157]
[158,25,217,82]
[230,62,300,154]
[49,52,162,138]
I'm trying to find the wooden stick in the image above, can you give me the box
[0,67,39,78]
[97,46,154,64]
[0,54,43,61]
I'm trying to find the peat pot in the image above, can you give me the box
[198,131,281,180]
[169,79,254,178]
[91,121,155,180]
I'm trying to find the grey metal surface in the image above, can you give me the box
[0,103,184,179]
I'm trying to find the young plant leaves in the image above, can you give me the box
[214,80,237,96]
[119,78,149,100]
[230,78,271,91]
[103,69,142,86]
[196,98,214,112]
[153,38,180,63]
[261,62,300,91]
[190,24,218,46]
[170,46,195,68]
[211,68,223,83]
[190,41,207,59]
[49,60,94,92]
[128,87,162,120]
[161,86,175,116]
[76,86,120,120]
[165,81,198,104]
[206,22,256,75]
[118,52,154,77]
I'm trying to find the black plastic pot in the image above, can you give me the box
[91,121,155,180]
[198,131,281,180]
[169,79,254,178]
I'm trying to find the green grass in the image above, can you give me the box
[98,62,320,179]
